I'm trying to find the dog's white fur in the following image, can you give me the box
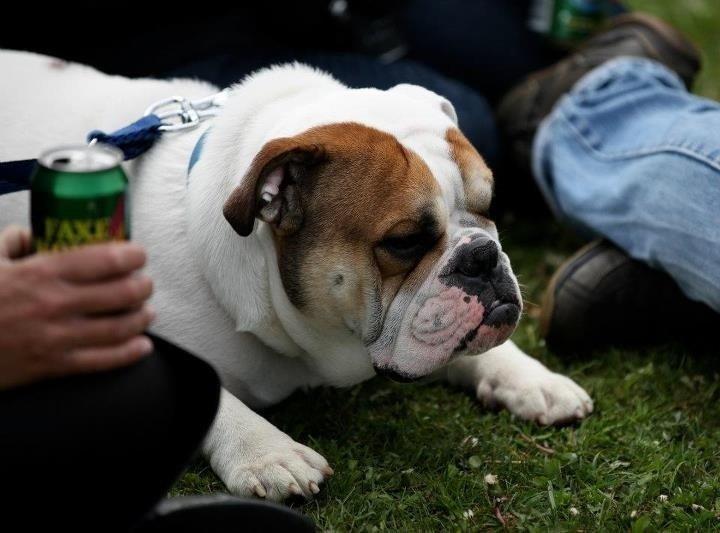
[0,50,592,500]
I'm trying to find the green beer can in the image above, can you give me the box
[31,144,129,252]
[528,0,617,46]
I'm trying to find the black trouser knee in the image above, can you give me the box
[0,334,220,532]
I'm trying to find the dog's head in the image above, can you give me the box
[216,80,521,381]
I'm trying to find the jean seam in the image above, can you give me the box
[560,108,720,174]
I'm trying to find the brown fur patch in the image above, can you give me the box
[446,128,493,214]
[224,122,444,329]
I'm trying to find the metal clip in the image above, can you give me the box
[144,89,230,132]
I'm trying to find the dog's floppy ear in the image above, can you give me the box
[223,138,327,237]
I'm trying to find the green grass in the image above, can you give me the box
[172,2,720,530]
[628,0,720,100]
[172,222,720,531]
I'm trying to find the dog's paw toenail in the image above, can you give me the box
[253,484,267,498]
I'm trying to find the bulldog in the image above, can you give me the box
[0,50,592,501]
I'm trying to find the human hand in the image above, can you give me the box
[0,225,155,390]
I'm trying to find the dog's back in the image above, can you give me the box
[0,49,216,160]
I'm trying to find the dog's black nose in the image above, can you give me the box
[455,238,499,278]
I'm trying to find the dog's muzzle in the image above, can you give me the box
[369,232,521,380]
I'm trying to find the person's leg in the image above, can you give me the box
[495,14,714,353]
[533,57,720,312]
[0,335,220,532]
[168,51,499,166]
[496,12,701,214]
[397,0,563,103]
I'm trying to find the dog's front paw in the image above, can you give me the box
[223,437,333,501]
[476,368,593,425]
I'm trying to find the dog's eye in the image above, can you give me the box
[379,232,433,259]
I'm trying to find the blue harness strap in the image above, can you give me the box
[0,89,227,196]
[0,114,165,195]
[188,129,209,175]
[87,114,164,160]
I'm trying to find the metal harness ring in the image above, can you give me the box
[143,90,230,132]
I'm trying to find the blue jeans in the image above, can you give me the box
[533,57,720,312]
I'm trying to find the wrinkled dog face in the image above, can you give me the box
[224,107,521,381]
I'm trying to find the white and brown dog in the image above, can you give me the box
[0,50,592,501]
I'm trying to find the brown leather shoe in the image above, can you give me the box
[540,240,719,356]
[497,12,701,174]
